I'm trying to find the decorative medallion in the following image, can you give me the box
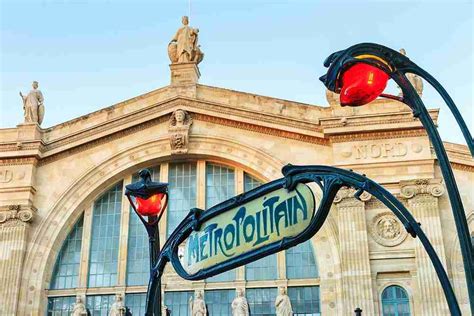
[370,212,407,247]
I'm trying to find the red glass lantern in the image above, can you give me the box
[136,193,165,217]
[339,62,389,107]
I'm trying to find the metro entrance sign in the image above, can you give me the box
[182,184,315,276]
[142,164,462,315]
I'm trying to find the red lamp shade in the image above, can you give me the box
[136,193,165,217]
[339,62,389,107]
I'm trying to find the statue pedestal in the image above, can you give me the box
[15,123,42,141]
[170,62,200,86]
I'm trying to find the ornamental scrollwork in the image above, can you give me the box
[399,179,445,199]
[333,187,372,204]
[0,205,35,226]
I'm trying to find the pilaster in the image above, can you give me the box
[0,204,35,315]
[334,188,375,314]
[400,179,449,315]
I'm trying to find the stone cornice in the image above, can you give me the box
[329,129,427,143]
[193,113,329,146]
[0,204,36,227]
[0,157,38,166]
[399,179,444,199]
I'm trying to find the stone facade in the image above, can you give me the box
[1,23,473,316]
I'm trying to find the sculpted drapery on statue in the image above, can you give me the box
[109,294,126,316]
[275,287,293,316]
[168,16,204,64]
[72,296,87,316]
[19,81,44,125]
[232,288,249,316]
[188,290,207,316]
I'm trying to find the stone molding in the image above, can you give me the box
[399,179,444,199]
[0,204,35,227]
[329,129,427,143]
[333,187,372,204]
[370,212,408,247]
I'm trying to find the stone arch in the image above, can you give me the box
[311,214,342,315]
[18,134,285,315]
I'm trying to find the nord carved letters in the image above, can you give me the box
[353,142,407,159]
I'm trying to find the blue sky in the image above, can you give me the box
[1,0,472,144]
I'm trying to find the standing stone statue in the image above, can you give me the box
[19,81,45,125]
[275,287,293,316]
[188,290,207,316]
[398,49,423,97]
[231,288,249,316]
[168,16,204,64]
[109,294,126,316]
[72,296,87,316]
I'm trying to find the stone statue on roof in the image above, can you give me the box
[398,48,423,97]
[19,81,44,125]
[168,16,204,64]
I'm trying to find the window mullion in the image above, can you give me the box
[117,175,132,287]
[159,163,169,245]
[235,168,245,281]
[196,160,206,209]
[78,204,94,289]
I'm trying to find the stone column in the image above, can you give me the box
[334,188,375,314]
[0,204,35,315]
[400,179,449,315]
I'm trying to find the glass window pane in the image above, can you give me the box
[381,285,411,316]
[127,167,159,286]
[50,216,84,289]
[288,286,321,316]
[46,296,75,315]
[286,240,318,279]
[125,293,147,315]
[205,289,234,315]
[86,295,114,316]
[88,182,122,287]
[244,172,262,192]
[164,291,193,316]
[205,163,236,282]
[243,172,277,281]
[167,163,197,236]
[247,288,277,316]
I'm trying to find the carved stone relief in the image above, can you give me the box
[370,212,407,247]
[168,109,193,154]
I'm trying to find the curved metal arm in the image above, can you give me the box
[145,164,461,315]
[320,43,474,312]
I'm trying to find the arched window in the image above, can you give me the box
[47,160,321,315]
[244,173,278,281]
[88,182,123,287]
[286,240,318,279]
[206,163,236,282]
[50,216,83,289]
[381,285,411,316]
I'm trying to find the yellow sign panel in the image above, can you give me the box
[181,183,315,274]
